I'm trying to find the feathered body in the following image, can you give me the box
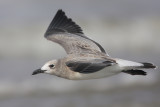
[32,10,157,80]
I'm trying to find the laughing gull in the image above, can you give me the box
[32,9,157,80]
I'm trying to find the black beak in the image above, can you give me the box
[32,69,46,75]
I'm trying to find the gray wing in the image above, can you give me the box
[66,59,115,73]
[44,9,108,55]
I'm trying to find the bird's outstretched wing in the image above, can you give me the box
[44,9,108,55]
[66,58,115,73]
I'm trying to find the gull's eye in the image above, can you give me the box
[49,64,54,68]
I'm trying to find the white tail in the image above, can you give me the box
[116,59,143,69]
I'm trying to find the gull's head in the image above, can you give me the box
[32,60,57,75]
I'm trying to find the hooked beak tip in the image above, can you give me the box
[32,69,45,75]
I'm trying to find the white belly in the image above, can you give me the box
[74,64,122,80]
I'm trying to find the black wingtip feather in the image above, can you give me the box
[122,70,147,76]
[45,9,84,37]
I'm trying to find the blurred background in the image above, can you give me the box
[0,0,160,107]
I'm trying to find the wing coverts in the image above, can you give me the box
[66,59,114,73]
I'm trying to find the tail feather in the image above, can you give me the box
[121,62,157,76]
[117,59,157,76]
[141,62,157,69]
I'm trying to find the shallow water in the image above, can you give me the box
[0,83,160,107]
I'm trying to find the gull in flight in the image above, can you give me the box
[32,9,156,80]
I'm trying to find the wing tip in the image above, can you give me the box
[44,9,84,37]
[122,70,147,76]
